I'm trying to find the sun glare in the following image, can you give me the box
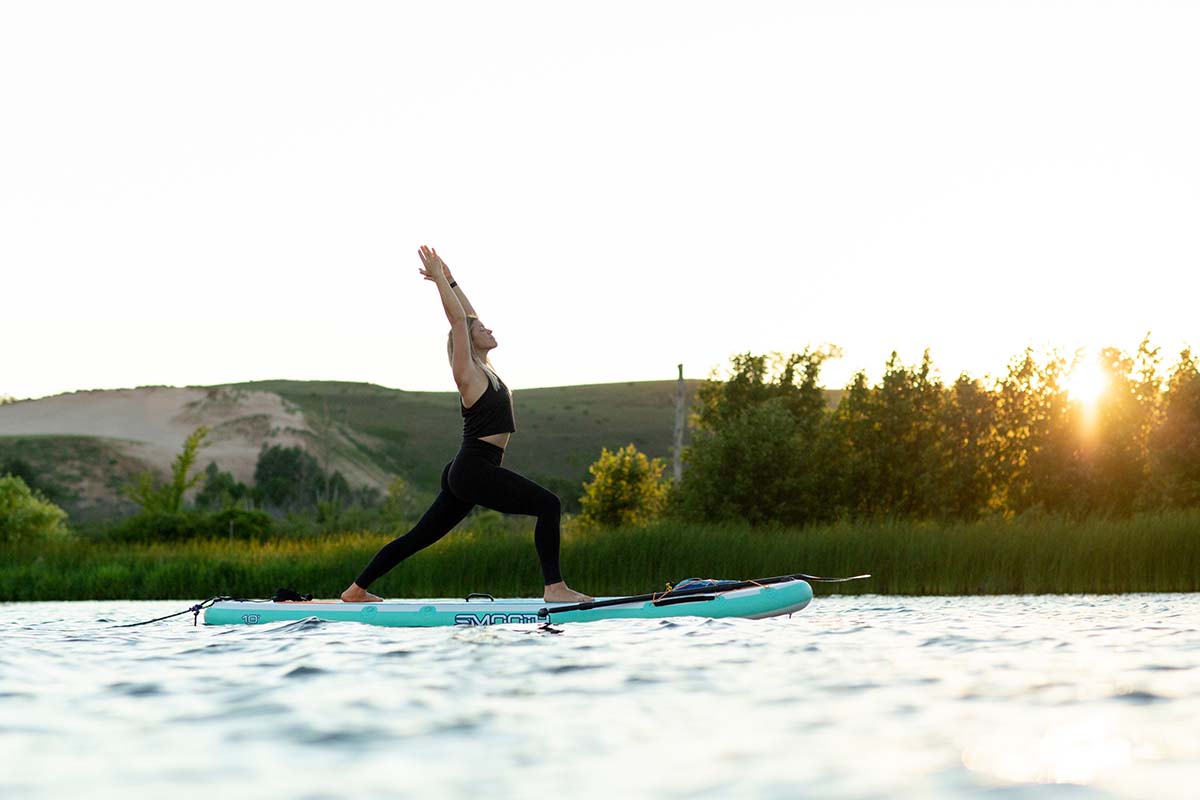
[1063,357,1109,409]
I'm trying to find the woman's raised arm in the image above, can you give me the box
[438,256,478,318]
[419,246,466,324]
[418,246,478,393]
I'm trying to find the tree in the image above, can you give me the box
[253,444,325,511]
[992,349,1082,514]
[826,351,948,519]
[579,444,669,527]
[692,349,838,436]
[1085,337,1162,514]
[675,398,817,525]
[194,462,251,511]
[934,374,1001,519]
[678,349,840,526]
[0,475,70,543]
[124,427,210,514]
[1151,347,1200,507]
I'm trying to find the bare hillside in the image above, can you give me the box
[0,386,390,499]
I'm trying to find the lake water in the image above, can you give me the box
[2,594,1198,799]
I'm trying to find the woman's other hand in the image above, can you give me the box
[418,245,450,283]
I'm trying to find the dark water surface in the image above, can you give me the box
[2,594,1198,799]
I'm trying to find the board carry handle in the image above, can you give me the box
[465,593,496,602]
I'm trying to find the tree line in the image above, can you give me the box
[8,336,1199,541]
[663,337,1199,526]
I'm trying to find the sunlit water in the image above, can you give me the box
[2,594,1198,799]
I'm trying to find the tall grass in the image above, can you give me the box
[2,511,1197,601]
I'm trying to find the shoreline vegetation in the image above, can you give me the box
[5,341,1199,604]
[3,512,1197,602]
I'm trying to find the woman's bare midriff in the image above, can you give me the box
[477,432,510,450]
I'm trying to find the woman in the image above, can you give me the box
[342,246,592,604]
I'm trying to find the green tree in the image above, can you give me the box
[933,374,1001,519]
[1085,337,1162,514]
[1151,347,1200,507]
[193,462,251,511]
[992,349,1082,514]
[253,444,324,511]
[579,444,669,527]
[693,349,838,436]
[675,399,815,525]
[678,349,839,526]
[124,427,210,514]
[827,351,947,519]
[0,475,70,543]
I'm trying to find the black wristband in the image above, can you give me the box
[449,281,458,288]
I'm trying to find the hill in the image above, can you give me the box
[242,379,703,496]
[0,380,704,519]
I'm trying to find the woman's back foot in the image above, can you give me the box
[543,582,593,603]
[341,583,382,603]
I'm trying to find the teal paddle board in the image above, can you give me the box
[202,578,814,628]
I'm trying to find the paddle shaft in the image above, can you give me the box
[537,572,870,618]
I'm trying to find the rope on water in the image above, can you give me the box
[113,596,243,628]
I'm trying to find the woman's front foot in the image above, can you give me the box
[543,582,593,603]
[341,583,382,603]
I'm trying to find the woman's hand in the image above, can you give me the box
[418,245,450,284]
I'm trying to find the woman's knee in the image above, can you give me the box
[538,489,561,517]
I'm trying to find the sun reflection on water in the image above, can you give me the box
[961,716,1149,786]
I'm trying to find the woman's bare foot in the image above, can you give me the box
[341,583,382,603]
[543,582,593,603]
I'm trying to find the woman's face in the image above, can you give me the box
[471,321,497,351]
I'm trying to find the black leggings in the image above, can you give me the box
[355,439,563,589]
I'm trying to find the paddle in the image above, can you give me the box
[536,572,871,618]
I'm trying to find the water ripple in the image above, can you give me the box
[2,594,1199,799]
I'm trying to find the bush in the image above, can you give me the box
[101,509,274,543]
[0,475,71,543]
[578,444,669,527]
[0,457,70,504]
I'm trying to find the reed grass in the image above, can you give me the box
[2,511,1197,601]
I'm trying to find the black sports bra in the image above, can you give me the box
[461,376,516,439]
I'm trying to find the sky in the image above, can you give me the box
[2,0,1197,400]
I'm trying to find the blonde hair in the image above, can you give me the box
[447,316,500,390]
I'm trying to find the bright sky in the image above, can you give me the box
[3,1,1197,400]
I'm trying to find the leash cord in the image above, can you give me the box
[113,596,243,628]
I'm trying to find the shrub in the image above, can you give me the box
[101,509,274,542]
[0,457,70,503]
[578,444,669,527]
[0,475,71,543]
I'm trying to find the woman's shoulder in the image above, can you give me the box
[458,369,493,409]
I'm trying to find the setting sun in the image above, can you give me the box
[1063,357,1110,409]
